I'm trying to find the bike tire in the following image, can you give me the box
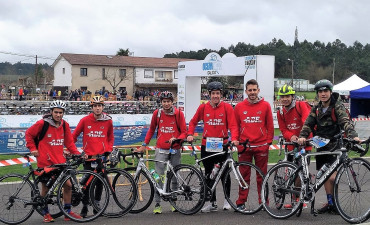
[167,164,206,215]
[0,174,35,225]
[124,167,154,214]
[334,157,370,224]
[56,170,109,222]
[223,161,265,214]
[261,161,303,219]
[99,168,137,218]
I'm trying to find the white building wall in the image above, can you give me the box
[54,57,72,87]
[135,68,178,84]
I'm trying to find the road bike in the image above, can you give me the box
[261,132,370,224]
[80,151,137,218]
[0,154,109,224]
[188,140,264,214]
[121,141,206,215]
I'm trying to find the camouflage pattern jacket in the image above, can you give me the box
[299,92,357,140]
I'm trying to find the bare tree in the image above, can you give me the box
[101,67,132,92]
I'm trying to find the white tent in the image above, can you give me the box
[333,74,369,95]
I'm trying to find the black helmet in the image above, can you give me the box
[207,81,223,92]
[160,91,174,101]
[314,79,333,92]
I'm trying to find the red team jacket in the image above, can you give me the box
[26,116,79,168]
[144,107,187,150]
[188,101,238,146]
[277,101,312,151]
[72,113,114,156]
[234,97,274,146]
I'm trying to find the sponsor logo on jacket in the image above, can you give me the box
[206,119,224,126]
[87,131,106,138]
[243,116,261,123]
[49,139,64,146]
[160,127,175,133]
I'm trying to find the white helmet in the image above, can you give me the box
[50,100,67,110]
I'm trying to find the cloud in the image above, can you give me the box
[1,0,370,64]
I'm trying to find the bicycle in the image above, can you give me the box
[261,132,370,224]
[0,153,110,224]
[80,151,138,218]
[121,140,206,215]
[188,140,265,214]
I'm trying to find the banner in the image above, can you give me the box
[0,125,205,154]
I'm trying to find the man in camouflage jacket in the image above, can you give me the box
[298,79,360,214]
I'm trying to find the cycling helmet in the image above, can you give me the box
[278,84,295,96]
[207,81,223,92]
[160,91,174,101]
[314,79,333,92]
[50,100,67,111]
[90,95,105,106]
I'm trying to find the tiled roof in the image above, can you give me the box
[58,53,195,68]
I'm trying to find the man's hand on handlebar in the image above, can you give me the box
[136,146,146,153]
[232,140,239,146]
[187,135,194,143]
[297,137,306,146]
[290,135,298,142]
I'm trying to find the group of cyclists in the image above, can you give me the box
[24,77,361,223]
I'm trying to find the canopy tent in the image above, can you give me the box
[333,74,369,95]
[350,85,370,118]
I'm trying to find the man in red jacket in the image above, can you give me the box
[137,91,187,214]
[187,81,239,213]
[234,79,274,211]
[72,95,114,217]
[26,100,81,222]
[276,84,312,209]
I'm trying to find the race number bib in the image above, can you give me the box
[205,137,223,152]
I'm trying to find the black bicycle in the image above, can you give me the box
[81,151,138,218]
[261,132,370,224]
[0,154,109,224]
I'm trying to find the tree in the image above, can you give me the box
[116,48,130,56]
[101,67,131,91]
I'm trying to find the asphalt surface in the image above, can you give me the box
[2,162,370,225]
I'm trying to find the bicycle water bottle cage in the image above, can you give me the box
[310,136,330,148]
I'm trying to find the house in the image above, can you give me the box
[52,53,195,98]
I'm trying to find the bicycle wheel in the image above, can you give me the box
[167,164,206,215]
[0,174,35,225]
[223,161,264,214]
[261,162,303,219]
[125,167,154,214]
[100,168,137,217]
[56,170,109,222]
[34,178,63,219]
[334,158,370,224]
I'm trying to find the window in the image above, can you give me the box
[119,69,126,78]
[158,71,165,78]
[144,69,153,78]
[102,68,106,79]
[80,86,87,91]
[80,68,87,76]
[62,68,65,74]
[174,70,178,79]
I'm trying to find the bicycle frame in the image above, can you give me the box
[192,146,249,194]
[287,147,351,203]
[134,156,178,197]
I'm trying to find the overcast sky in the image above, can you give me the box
[1,0,369,64]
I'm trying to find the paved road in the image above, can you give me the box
[3,161,370,225]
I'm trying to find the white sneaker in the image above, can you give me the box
[223,200,231,210]
[201,202,218,213]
